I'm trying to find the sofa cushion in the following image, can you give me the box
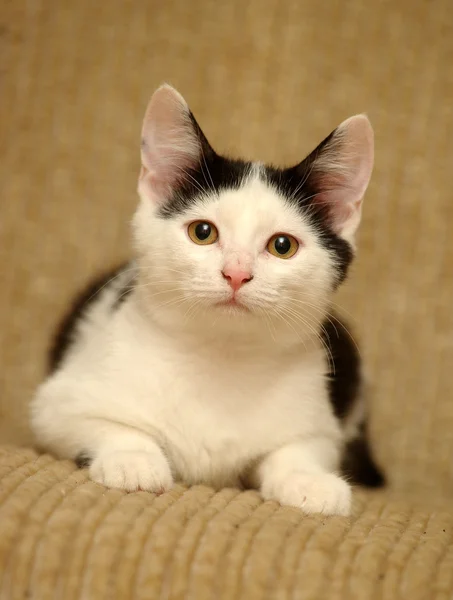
[0,447,451,600]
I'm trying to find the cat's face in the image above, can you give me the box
[134,173,343,332]
[132,85,374,341]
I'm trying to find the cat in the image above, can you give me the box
[30,84,384,516]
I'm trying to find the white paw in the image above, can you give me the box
[89,450,174,493]
[262,472,351,516]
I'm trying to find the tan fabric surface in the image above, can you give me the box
[1,1,453,597]
[0,446,451,600]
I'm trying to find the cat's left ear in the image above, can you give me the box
[296,115,374,239]
[138,84,213,203]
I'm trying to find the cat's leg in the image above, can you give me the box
[31,384,173,493]
[250,439,351,516]
[85,423,173,493]
[53,420,173,493]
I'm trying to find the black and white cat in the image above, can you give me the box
[30,84,383,516]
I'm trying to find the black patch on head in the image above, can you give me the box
[157,111,352,284]
[49,264,130,373]
[159,155,253,219]
[321,314,361,420]
[75,452,92,469]
[264,162,353,288]
[158,111,253,219]
[341,422,386,488]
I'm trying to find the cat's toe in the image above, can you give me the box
[89,450,174,493]
[265,472,351,516]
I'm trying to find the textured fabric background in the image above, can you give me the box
[1,0,453,505]
[0,447,452,600]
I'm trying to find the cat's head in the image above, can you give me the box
[132,84,373,343]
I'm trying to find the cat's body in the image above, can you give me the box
[31,85,383,516]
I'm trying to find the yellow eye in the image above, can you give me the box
[187,221,219,245]
[267,234,299,259]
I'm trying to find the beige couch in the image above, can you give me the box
[1,1,452,597]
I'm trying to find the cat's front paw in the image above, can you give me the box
[262,472,351,516]
[90,450,174,493]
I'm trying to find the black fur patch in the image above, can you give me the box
[160,159,252,219]
[341,423,385,488]
[49,264,129,373]
[264,165,353,287]
[266,129,354,285]
[321,313,385,487]
[321,314,361,420]
[158,111,252,218]
[75,452,92,468]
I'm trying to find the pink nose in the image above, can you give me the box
[222,268,253,291]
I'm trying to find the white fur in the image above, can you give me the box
[30,86,374,516]
[31,172,351,516]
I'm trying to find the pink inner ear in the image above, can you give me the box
[312,115,374,235]
[314,173,362,231]
[138,85,201,201]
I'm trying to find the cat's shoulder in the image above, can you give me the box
[49,262,135,372]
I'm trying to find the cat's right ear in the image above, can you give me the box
[138,84,211,203]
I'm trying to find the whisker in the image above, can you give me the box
[255,306,277,343]
[83,265,139,305]
[182,296,206,323]
[274,309,307,350]
[178,167,207,196]
[276,304,334,369]
[199,144,217,197]
[285,296,360,355]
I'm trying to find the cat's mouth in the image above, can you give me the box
[215,297,250,312]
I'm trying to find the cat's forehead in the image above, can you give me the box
[196,174,303,238]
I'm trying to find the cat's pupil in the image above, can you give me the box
[274,236,291,255]
[195,222,211,240]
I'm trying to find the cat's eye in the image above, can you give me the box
[187,221,219,245]
[267,234,299,259]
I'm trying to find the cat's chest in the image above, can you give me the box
[157,383,295,487]
[149,351,296,435]
[109,318,331,486]
[132,346,327,485]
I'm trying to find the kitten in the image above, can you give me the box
[30,84,384,516]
